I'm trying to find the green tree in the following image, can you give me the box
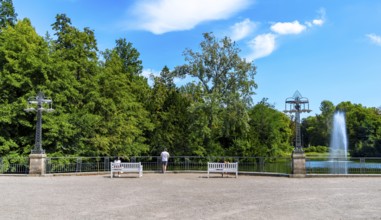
[103,38,151,107]
[114,38,143,77]
[302,100,334,148]
[0,0,17,29]
[173,33,257,155]
[0,18,51,156]
[45,14,100,155]
[179,83,211,156]
[243,99,293,157]
[302,101,381,157]
[338,102,381,156]
[52,14,98,81]
[95,42,153,156]
[146,66,194,156]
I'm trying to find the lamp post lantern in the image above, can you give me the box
[25,91,54,154]
[284,90,311,177]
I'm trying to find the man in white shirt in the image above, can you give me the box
[160,149,170,173]
[114,157,121,177]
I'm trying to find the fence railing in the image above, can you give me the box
[3,156,381,175]
[306,157,381,174]
[44,156,292,174]
[46,157,111,173]
[0,157,29,174]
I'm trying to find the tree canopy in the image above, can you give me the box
[0,0,17,28]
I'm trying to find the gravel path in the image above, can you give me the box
[0,173,380,220]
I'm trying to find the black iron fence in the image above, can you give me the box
[46,157,111,173]
[0,157,29,174]
[2,156,381,175]
[45,156,292,174]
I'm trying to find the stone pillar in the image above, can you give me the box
[291,152,306,178]
[29,154,47,175]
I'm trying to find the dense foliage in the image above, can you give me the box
[302,101,381,157]
[1,2,381,159]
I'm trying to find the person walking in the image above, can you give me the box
[160,149,170,173]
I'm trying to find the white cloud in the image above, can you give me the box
[312,19,324,26]
[306,19,324,27]
[245,8,325,60]
[246,33,276,61]
[270,20,306,35]
[128,0,251,34]
[366,34,381,46]
[316,8,326,25]
[306,8,326,27]
[229,18,257,41]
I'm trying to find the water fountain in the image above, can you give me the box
[329,111,348,174]
[307,111,381,174]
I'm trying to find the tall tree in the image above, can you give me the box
[115,38,143,77]
[0,0,17,29]
[102,38,149,105]
[337,102,381,156]
[243,99,293,157]
[173,33,257,155]
[46,14,100,155]
[302,100,335,147]
[146,66,194,156]
[52,14,98,80]
[0,18,51,156]
[94,42,153,156]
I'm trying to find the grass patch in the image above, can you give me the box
[305,152,330,158]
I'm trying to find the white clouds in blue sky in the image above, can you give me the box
[243,10,326,61]
[124,0,326,62]
[247,33,276,61]
[366,34,381,46]
[229,18,257,41]
[127,0,252,34]
[270,21,306,35]
[306,8,326,27]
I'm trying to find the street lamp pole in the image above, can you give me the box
[284,90,311,177]
[284,90,311,152]
[25,91,54,154]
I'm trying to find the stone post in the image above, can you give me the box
[29,153,47,175]
[291,152,306,178]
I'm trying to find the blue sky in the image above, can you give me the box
[13,0,381,117]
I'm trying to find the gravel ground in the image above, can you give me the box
[0,173,380,220]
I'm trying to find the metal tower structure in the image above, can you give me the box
[284,90,311,153]
[25,92,54,154]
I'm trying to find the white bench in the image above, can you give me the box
[111,162,143,178]
[207,162,238,178]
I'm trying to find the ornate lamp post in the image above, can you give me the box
[25,91,54,174]
[284,90,311,177]
[284,90,311,152]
